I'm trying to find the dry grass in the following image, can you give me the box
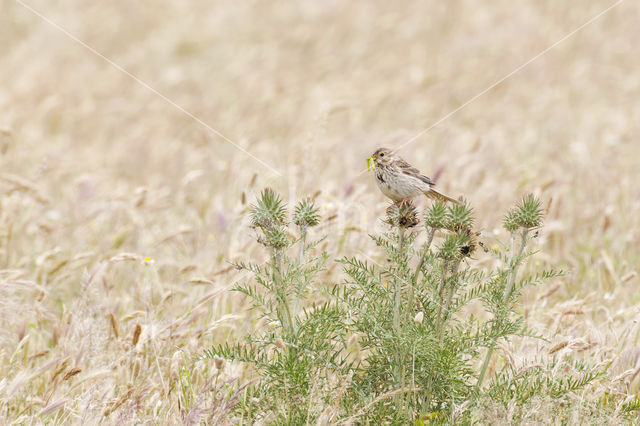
[1,0,639,422]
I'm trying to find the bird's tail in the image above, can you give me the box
[424,188,462,205]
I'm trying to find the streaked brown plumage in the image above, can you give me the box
[369,147,461,205]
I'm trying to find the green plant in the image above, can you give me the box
[204,191,604,424]
[336,195,602,423]
[203,189,348,424]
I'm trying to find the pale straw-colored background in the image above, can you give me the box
[1,0,639,422]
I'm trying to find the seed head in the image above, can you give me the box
[425,201,447,229]
[386,201,419,228]
[503,194,544,232]
[214,355,225,370]
[438,231,474,261]
[445,202,474,232]
[263,225,289,249]
[250,188,288,229]
[293,198,320,228]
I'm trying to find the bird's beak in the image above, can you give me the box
[366,156,376,171]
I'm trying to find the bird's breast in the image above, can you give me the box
[374,168,424,202]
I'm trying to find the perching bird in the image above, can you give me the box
[367,147,461,205]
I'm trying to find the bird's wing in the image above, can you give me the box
[395,159,434,186]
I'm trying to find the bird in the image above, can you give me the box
[367,147,461,205]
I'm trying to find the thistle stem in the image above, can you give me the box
[477,228,529,390]
[503,229,528,300]
[393,227,406,333]
[413,227,436,284]
[444,260,461,319]
[435,259,450,337]
[298,227,307,264]
[273,249,294,336]
[392,226,411,414]
[292,227,308,323]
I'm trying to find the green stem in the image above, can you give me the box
[503,229,528,300]
[413,227,436,284]
[298,227,307,264]
[393,227,407,412]
[476,228,529,391]
[273,249,294,336]
[443,260,461,320]
[393,228,406,333]
[292,227,307,323]
[435,259,450,338]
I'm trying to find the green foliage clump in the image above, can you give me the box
[204,191,603,424]
[204,190,346,424]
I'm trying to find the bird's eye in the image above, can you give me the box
[380,153,385,157]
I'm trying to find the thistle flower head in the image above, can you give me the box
[386,201,419,228]
[438,230,473,261]
[250,188,288,229]
[445,202,474,233]
[263,225,289,249]
[293,198,320,229]
[458,228,478,257]
[503,194,543,232]
[425,201,447,229]
[503,210,520,233]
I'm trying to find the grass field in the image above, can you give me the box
[1,0,639,423]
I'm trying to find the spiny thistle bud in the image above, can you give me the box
[445,203,474,233]
[293,198,320,228]
[425,201,447,229]
[503,210,520,233]
[386,201,419,228]
[250,188,288,229]
[515,194,543,228]
[264,225,289,249]
[438,231,472,261]
[503,194,543,232]
[438,234,461,261]
[458,228,478,257]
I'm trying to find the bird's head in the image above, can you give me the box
[370,147,394,166]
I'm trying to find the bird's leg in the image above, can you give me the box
[398,198,414,210]
[386,199,410,214]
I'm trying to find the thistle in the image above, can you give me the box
[503,194,543,232]
[425,200,447,230]
[386,201,419,228]
[445,201,474,233]
[293,198,320,229]
[205,189,340,424]
[250,188,287,230]
[263,225,289,250]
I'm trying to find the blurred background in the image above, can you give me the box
[1,0,639,421]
